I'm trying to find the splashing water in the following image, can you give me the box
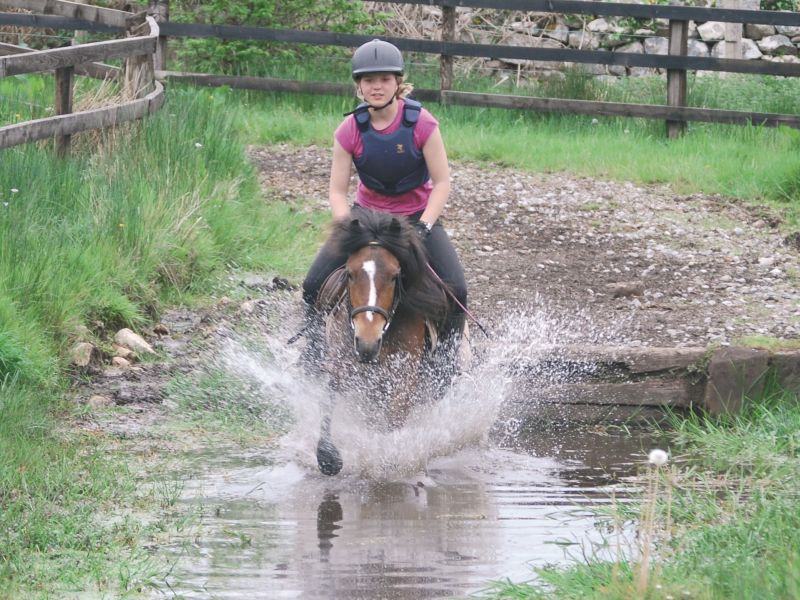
[209,294,629,481]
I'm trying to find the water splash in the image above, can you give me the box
[208,293,628,481]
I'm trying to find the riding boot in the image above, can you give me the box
[299,305,326,376]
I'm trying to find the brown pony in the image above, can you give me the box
[314,208,451,476]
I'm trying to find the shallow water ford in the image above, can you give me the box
[160,424,655,599]
[157,310,661,598]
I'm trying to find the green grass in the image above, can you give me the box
[166,368,292,444]
[0,382,158,597]
[218,72,800,225]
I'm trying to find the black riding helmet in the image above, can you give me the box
[351,39,404,80]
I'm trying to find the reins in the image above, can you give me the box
[425,262,490,339]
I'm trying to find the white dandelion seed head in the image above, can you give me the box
[648,448,668,466]
[10,188,18,193]
[194,142,203,148]
[591,118,599,125]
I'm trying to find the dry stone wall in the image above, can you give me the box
[379,3,800,80]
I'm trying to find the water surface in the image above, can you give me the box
[163,426,652,599]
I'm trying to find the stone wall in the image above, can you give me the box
[389,4,800,80]
[488,15,800,80]
[505,344,800,422]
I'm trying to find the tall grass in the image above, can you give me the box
[1,81,326,384]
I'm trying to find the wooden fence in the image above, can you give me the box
[1,0,799,146]
[156,0,800,138]
[0,1,164,154]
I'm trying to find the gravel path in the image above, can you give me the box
[249,144,800,348]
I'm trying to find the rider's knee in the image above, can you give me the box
[302,277,318,307]
[450,284,467,310]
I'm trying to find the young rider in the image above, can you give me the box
[301,39,467,367]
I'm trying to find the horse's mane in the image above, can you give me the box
[328,207,450,325]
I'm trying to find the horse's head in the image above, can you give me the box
[329,208,447,363]
[346,241,401,363]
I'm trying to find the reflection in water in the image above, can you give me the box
[317,492,342,563]
[163,430,650,600]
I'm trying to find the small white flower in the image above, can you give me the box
[624,129,630,134]
[2,202,8,208]
[194,142,203,148]
[10,188,18,193]
[591,118,599,125]
[648,448,669,466]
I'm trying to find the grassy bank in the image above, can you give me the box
[1,70,799,596]
[485,386,800,599]
[0,80,326,597]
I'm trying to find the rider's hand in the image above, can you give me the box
[414,221,432,240]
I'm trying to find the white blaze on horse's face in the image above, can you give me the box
[346,246,401,362]
[362,260,377,322]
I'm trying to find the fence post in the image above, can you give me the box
[123,12,155,99]
[722,0,742,63]
[440,2,455,103]
[148,0,169,71]
[666,18,688,139]
[54,64,74,157]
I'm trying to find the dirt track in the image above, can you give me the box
[250,144,800,348]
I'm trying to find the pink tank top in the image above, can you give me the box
[334,99,439,216]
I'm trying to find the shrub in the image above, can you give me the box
[169,0,386,74]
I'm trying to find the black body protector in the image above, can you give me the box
[352,99,430,196]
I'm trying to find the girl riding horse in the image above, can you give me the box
[312,207,456,475]
[302,39,468,377]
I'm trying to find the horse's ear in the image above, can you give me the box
[389,218,402,233]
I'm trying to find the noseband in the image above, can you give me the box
[348,242,403,333]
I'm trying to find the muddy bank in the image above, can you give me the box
[251,144,800,348]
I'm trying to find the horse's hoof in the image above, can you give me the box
[317,437,343,476]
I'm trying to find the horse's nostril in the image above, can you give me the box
[354,337,382,363]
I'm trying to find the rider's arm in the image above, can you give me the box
[329,138,353,221]
[418,127,450,227]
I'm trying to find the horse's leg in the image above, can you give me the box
[317,392,342,476]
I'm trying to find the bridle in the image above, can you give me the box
[347,241,403,334]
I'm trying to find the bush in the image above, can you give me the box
[761,0,798,10]
[169,0,386,74]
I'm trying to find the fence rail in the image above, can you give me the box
[1,0,799,144]
[0,5,163,153]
